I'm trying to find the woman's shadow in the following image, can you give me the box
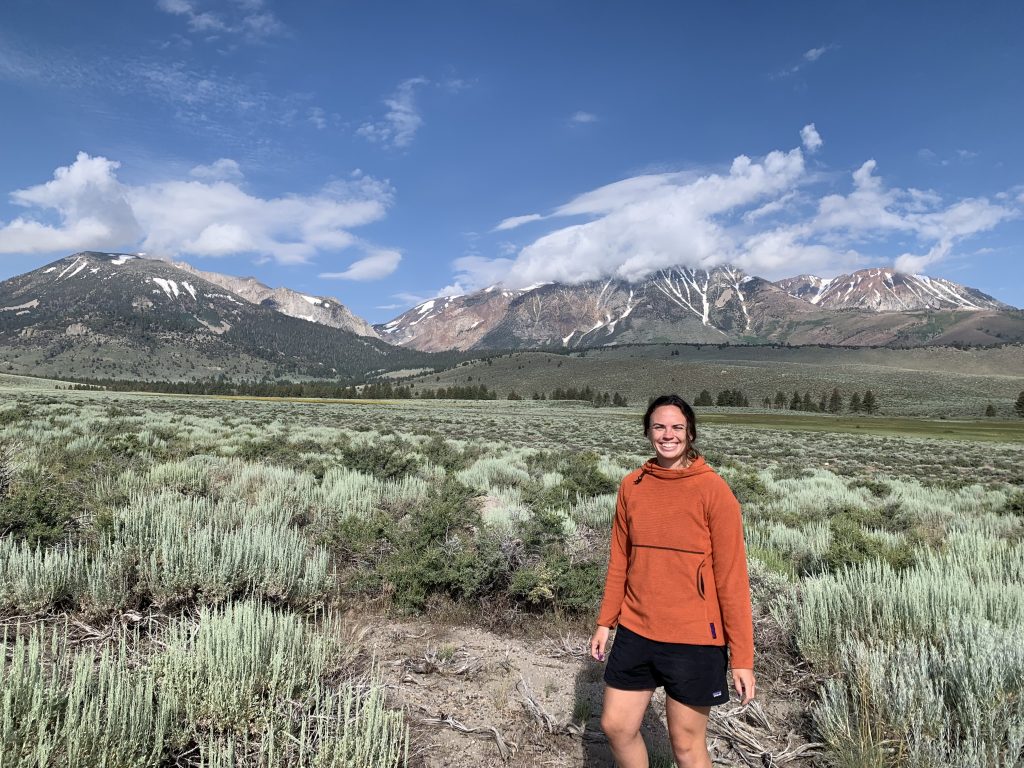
[573,638,673,767]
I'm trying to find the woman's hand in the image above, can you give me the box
[590,625,611,661]
[732,668,756,705]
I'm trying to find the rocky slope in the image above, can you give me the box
[174,261,380,338]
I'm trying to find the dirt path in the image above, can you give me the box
[368,619,821,767]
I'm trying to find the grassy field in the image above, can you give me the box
[394,343,1024,419]
[1,385,1022,766]
[699,411,1024,442]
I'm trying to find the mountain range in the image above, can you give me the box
[376,266,1019,351]
[0,253,1021,381]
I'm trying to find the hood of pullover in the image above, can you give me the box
[635,456,715,483]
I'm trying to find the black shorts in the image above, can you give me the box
[603,624,730,706]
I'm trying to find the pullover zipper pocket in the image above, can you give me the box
[697,557,716,640]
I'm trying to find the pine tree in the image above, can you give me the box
[1015,391,1024,418]
[818,392,827,412]
[985,403,996,417]
[862,389,877,414]
[802,391,814,411]
[849,391,862,412]
[773,390,787,409]
[695,389,714,406]
[828,387,842,413]
[762,396,772,409]
[789,390,802,410]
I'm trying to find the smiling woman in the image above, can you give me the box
[590,394,755,768]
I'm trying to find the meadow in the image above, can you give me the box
[396,343,1024,420]
[0,382,1022,767]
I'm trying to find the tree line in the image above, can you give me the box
[61,377,499,401]
[691,387,879,413]
[511,387,628,407]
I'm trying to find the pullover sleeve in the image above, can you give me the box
[706,480,754,669]
[595,481,630,628]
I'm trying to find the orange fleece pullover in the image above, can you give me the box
[596,457,754,670]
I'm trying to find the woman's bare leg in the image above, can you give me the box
[665,697,712,768]
[600,686,654,767]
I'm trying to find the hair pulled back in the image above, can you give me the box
[643,394,699,460]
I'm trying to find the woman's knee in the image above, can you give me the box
[671,737,708,766]
[600,710,639,741]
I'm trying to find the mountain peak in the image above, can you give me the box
[776,268,1009,312]
[172,260,379,338]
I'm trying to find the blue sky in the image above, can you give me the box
[1,0,1023,320]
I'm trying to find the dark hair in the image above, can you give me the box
[643,394,699,459]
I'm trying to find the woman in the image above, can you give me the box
[590,394,755,768]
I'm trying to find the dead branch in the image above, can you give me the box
[517,676,555,733]
[420,714,518,762]
[708,703,823,766]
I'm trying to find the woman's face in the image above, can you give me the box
[647,404,690,467]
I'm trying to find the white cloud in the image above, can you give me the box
[570,111,598,124]
[189,158,243,181]
[774,43,837,78]
[358,77,429,149]
[800,123,823,153]
[155,0,284,41]
[0,152,395,268]
[1,152,141,253]
[742,191,799,222]
[308,106,327,130]
[391,291,430,305]
[320,249,402,280]
[0,38,320,149]
[493,213,544,231]
[463,129,1019,292]
[919,147,979,167]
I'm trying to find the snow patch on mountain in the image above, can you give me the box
[2,299,39,311]
[58,257,89,280]
[152,277,181,299]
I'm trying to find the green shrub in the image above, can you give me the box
[508,558,601,612]
[556,452,618,498]
[382,478,504,611]
[0,468,81,546]
[523,451,616,511]
[814,514,915,575]
[0,403,33,425]
[338,436,419,481]
[418,434,478,472]
[1004,490,1024,517]
[722,469,773,506]
[849,477,891,498]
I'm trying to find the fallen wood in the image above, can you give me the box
[420,713,518,762]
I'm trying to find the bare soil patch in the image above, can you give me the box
[367,617,821,767]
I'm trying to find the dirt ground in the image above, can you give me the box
[367,618,822,768]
